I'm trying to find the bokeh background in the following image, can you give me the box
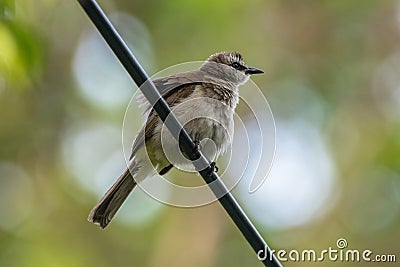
[1,0,400,266]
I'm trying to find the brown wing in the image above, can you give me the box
[135,69,208,113]
[153,70,206,96]
[129,83,198,159]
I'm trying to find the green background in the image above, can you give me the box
[0,0,399,266]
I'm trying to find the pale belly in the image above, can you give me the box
[148,96,234,171]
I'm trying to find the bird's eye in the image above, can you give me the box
[231,62,241,70]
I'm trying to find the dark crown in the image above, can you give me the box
[207,52,246,67]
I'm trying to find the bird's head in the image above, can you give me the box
[201,52,264,86]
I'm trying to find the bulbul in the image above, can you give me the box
[88,52,264,228]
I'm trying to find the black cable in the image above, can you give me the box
[76,1,282,266]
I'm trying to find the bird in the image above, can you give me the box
[88,51,264,228]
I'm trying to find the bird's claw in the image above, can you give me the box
[210,162,219,173]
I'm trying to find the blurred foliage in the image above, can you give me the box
[1,0,400,267]
[0,0,44,88]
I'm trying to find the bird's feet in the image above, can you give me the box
[210,162,219,173]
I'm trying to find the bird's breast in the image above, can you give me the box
[149,85,236,169]
[173,91,234,157]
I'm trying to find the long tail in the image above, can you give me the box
[88,163,139,229]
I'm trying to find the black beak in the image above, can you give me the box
[245,67,264,75]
